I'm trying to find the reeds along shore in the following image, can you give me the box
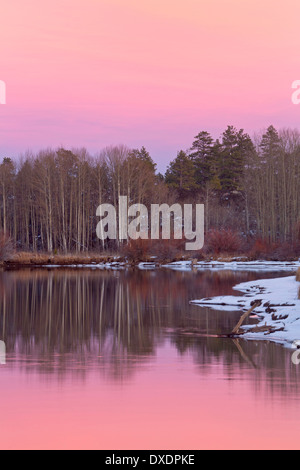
[4,251,120,266]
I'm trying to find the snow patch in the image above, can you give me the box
[163,260,300,272]
[191,275,300,348]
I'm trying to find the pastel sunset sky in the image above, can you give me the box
[0,0,299,170]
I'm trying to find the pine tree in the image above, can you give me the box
[189,131,214,186]
[209,139,222,191]
[165,150,197,198]
[130,146,156,173]
[218,125,253,194]
[259,125,281,160]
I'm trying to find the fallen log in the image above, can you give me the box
[230,300,262,336]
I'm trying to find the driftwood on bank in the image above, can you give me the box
[225,299,285,337]
[230,300,262,335]
[174,298,284,340]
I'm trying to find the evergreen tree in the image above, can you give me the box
[165,150,197,198]
[218,125,253,193]
[130,146,156,173]
[208,139,222,191]
[259,125,281,160]
[189,131,214,186]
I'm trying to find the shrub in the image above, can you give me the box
[0,232,13,261]
[270,241,300,261]
[121,239,152,263]
[248,238,275,260]
[121,238,184,263]
[248,238,300,261]
[151,239,184,262]
[205,229,242,255]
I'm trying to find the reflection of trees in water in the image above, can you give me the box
[0,268,266,351]
[170,330,300,397]
[0,268,299,391]
[1,270,162,351]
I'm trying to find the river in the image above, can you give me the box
[0,267,299,449]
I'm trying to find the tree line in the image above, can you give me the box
[1,124,300,253]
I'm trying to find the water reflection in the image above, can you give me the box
[0,268,299,391]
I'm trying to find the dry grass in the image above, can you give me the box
[7,251,122,266]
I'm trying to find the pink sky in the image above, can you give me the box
[0,0,299,170]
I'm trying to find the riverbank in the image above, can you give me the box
[3,251,300,270]
[162,259,300,272]
[191,274,300,348]
[3,251,125,268]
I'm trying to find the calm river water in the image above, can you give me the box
[0,267,299,450]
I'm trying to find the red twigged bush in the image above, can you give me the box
[248,238,300,261]
[121,238,184,263]
[121,239,152,263]
[205,228,243,255]
[0,231,13,261]
[269,241,300,261]
[247,238,275,259]
[151,238,185,262]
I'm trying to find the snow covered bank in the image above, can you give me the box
[33,259,300,271]
[163,260,300,272]
[41,261,126,269]
[191,275,300,348]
